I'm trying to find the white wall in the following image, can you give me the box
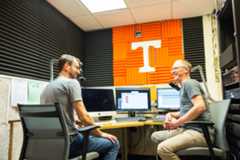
[203,14,223,100]
[0,76,22,160]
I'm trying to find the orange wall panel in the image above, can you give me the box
[113,43,128,60]
[126,68,147,85]
[113,19,184,86]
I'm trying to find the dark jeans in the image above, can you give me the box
[70,134,120,160]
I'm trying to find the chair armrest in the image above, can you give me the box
[76,125,100,160]
[185,121,214,127]
[185,121,216,159]
[77,125,99,133]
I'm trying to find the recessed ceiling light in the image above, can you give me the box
[80,0,127,13]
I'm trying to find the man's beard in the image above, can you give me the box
[69,73,79,79]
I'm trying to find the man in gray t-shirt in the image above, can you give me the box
[41,77,83,135]
[151,60,211,160]
[180,79,210,132]
[41,54,119,160]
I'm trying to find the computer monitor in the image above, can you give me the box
[115,88,151,112]
[81,88,116,118]
[157,88,180,111]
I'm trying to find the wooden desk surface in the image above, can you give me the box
[99,120,163,130]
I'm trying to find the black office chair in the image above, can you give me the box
[177,99,231,160]
[18,103,99,160]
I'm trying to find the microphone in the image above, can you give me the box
[169,82,180,91]
[78,76,87,81]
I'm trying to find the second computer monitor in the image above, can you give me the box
[116,88,151,111]
[157,88,180,111]
[81,88,116,117]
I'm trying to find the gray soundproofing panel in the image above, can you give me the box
[183,17,206,82]
[0,0,84,81]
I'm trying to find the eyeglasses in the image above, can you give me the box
[171,66,187,71]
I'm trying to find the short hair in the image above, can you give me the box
[58,54,81,72]
[181,60,192,72]
[173,59,192,72]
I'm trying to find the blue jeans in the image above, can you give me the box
[69,134,120,160]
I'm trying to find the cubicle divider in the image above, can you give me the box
[0,75,48,160]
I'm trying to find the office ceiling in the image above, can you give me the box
[47,0,216,31]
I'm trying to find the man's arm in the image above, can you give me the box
[73,101,95,125]
[165,95,206,128]
[177,95,206,124]
[73,101,118,143]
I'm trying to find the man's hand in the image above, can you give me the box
[164,112,182,129]
[164,118,181,129]
[165,112,173,122]
[100,132,118,143]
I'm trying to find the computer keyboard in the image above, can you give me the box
[115,117,146,122]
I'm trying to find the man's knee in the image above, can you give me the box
[103,138,120,152]
[151,132,160,143]
[157,142,173,156]
[151,131,166,143]
[112,139,120,150]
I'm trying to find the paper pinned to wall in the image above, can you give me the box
[0,77,11,123]
[27,80,48,104]
[11,79,28,107]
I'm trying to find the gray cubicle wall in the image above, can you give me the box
[0,0,84,81]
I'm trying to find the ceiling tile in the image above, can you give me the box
[94,9,135,28]
[71,15,103,31]
[47,0,90,17]
[172,0,216,19]
[47,0,217,31]
[125,0,170,8]
[131,2,172,23]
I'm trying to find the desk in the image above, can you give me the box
[99,121,144,130]
[99,120,163,129]
[8,119,163,160]
[99,120,163,160]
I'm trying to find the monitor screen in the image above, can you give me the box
[116,88,151,111]
[157,88,180,110]
[81,88,116,112]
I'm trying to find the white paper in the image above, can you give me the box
[0,77,11,123]
[27,80,48,104]
[11,79,28,107]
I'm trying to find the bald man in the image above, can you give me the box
[151,59,212,160]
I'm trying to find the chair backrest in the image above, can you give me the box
[18,103,70,160]
[209,99,231,151]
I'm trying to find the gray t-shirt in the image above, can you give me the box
[40,76,82,135]
[179,79,211,132]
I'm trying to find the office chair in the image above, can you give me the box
[177,99,231,160]
[18,103,99,160]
